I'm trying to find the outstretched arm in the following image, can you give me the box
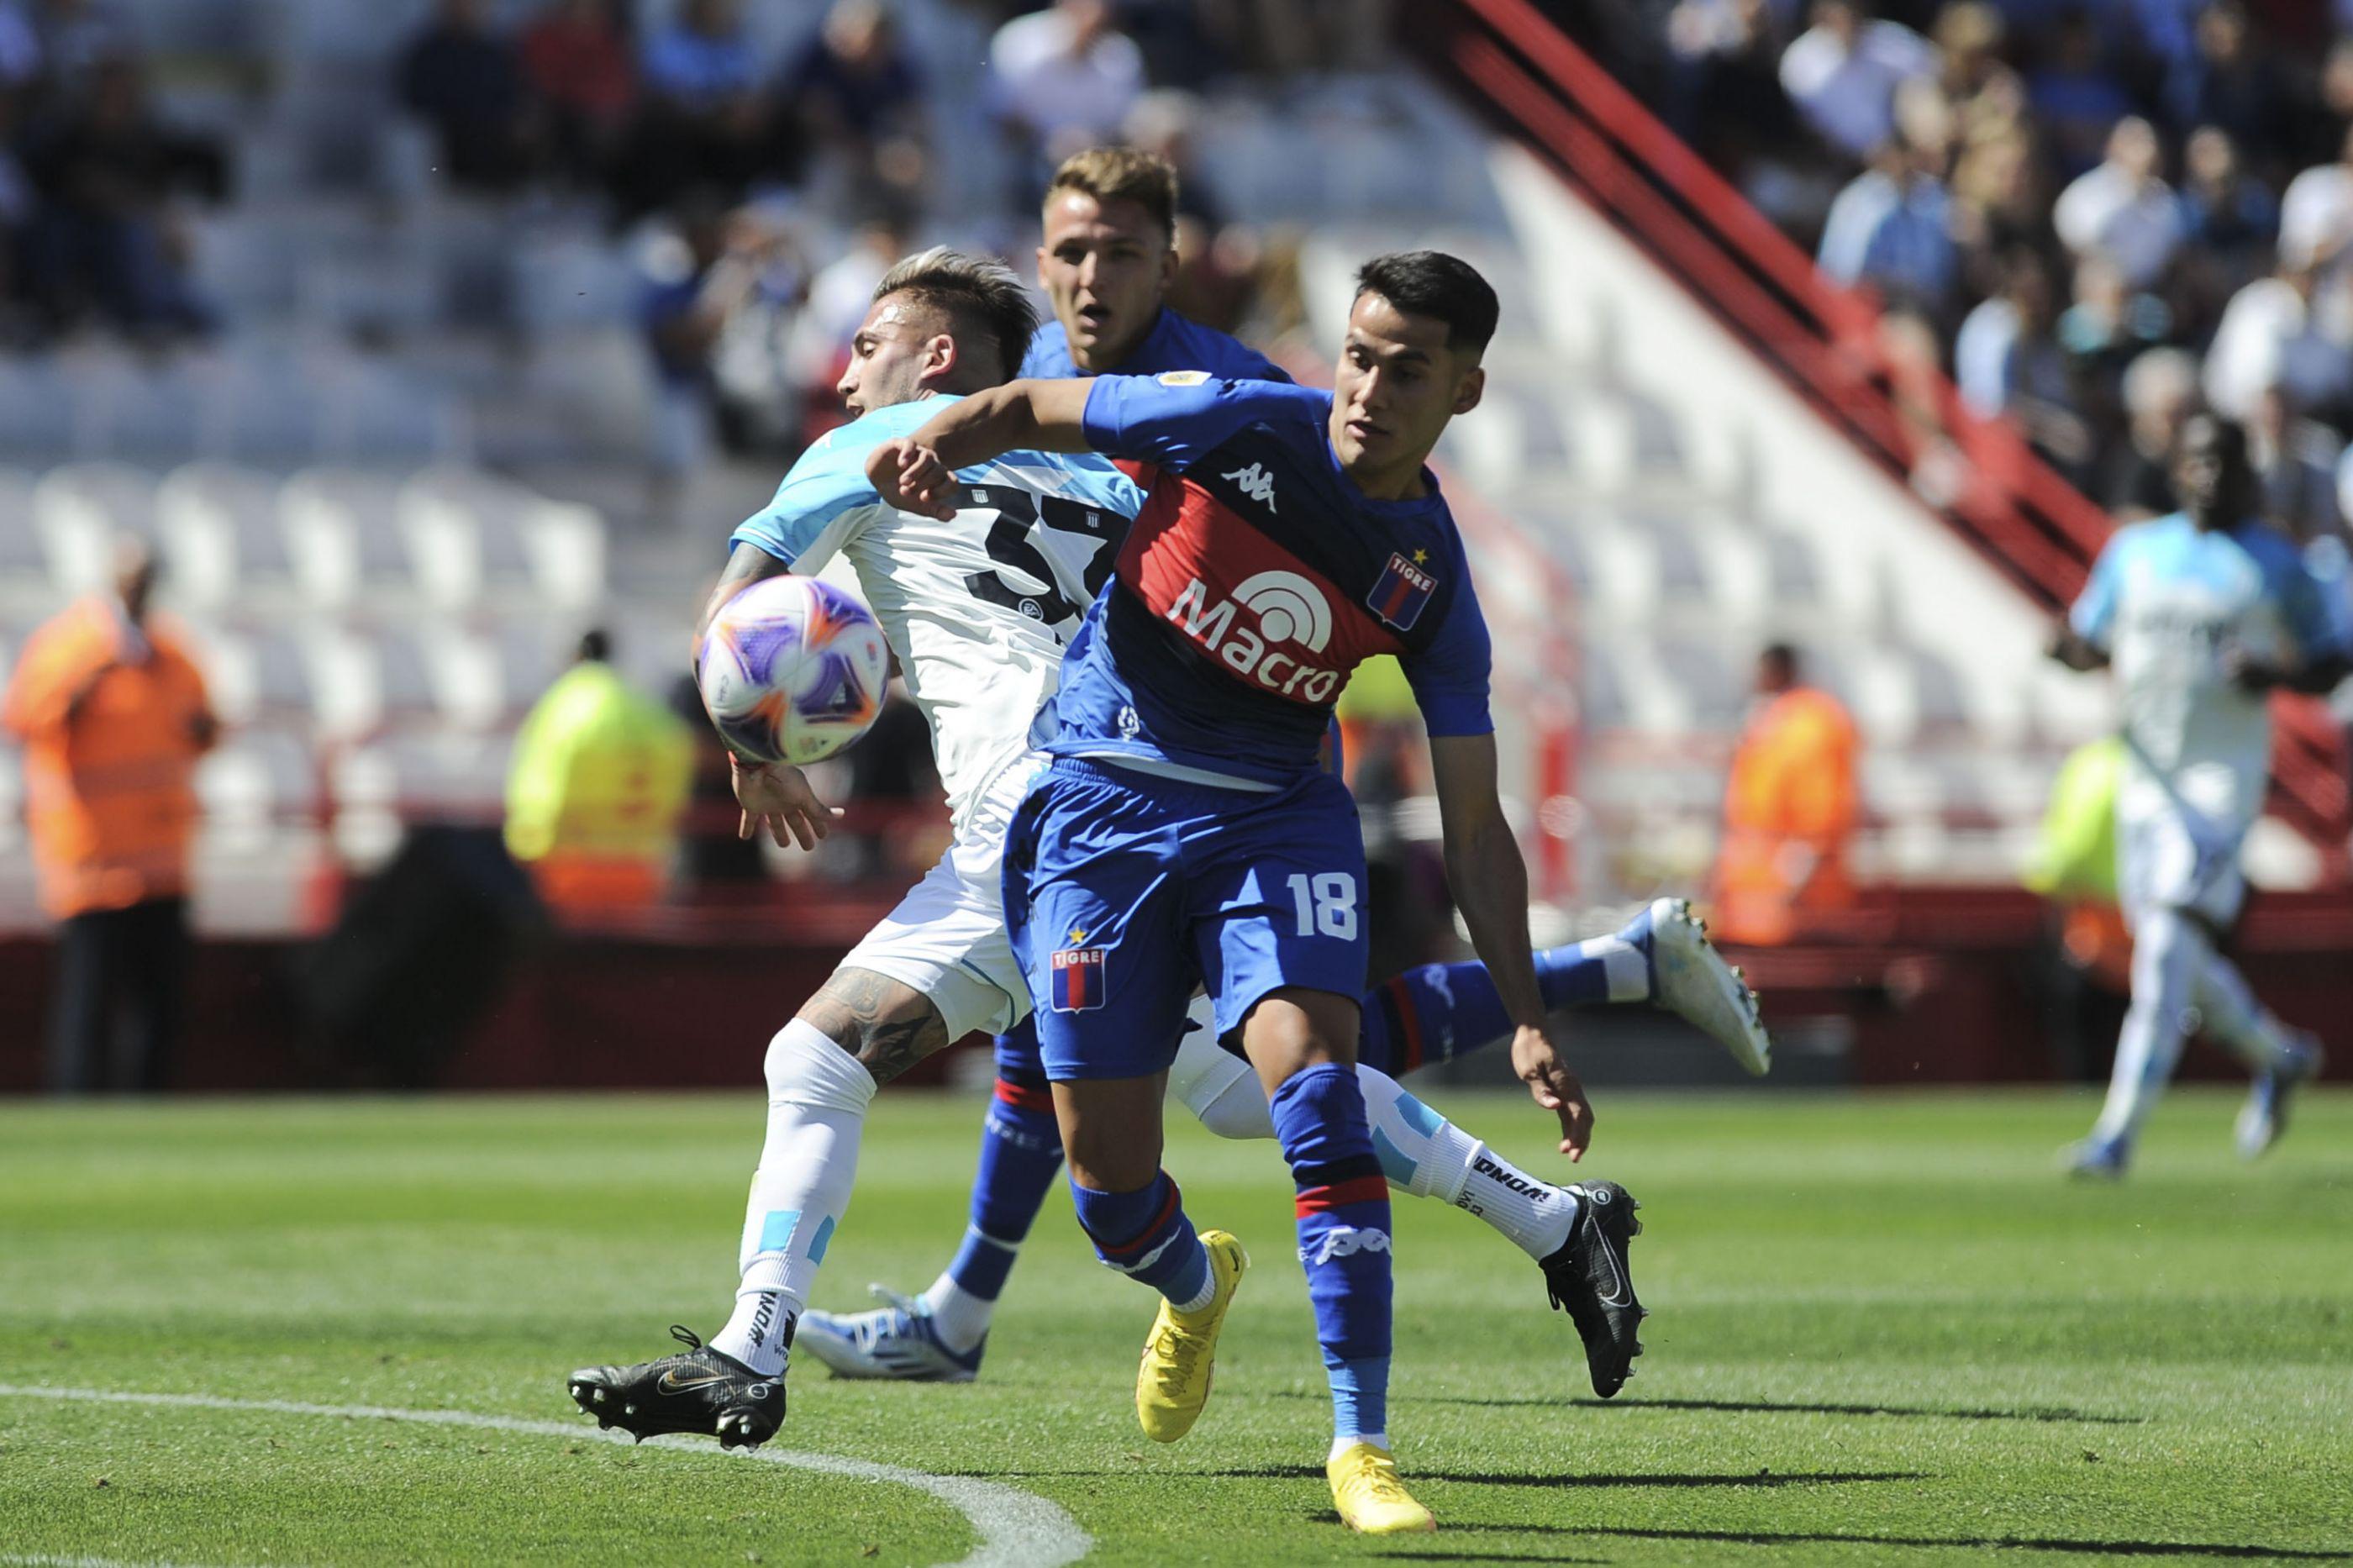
[697,540,843,850]
[864,379,1096,518]
[2046,623,2109,671]
[1429,731,1593,1160]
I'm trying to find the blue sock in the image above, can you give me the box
[944,1067,1064,1303]
[1069,1170,1211,1307]
[1359,939,1641,1076]
[1270,1063,1392,1447]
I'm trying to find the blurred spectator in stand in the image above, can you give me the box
[2278,123,2353,282]
[2057,253,2171,450]
[637,194,803,491]
[1121,90,1259,334]
[988,0,1143,181]
[398,0,531,192]
[1778,0,1935,162]
[2160,2,2283,160]
[3,538,216,1094]
[1709,642,1860,946]
[1665,0,1817,229]
[504,628,692,917]
[2102,345,2202,519]
[1956,245,2092,475]
[2026,8,2135,180]
[2248,380,2347,542]
[2054,117,2185,292]
[613,0,783,219]
[1950,124,2050,262]
[2176,124,2278,322]
[844,681,941,879]
[1210,0,1394,79]
[20,55,223,340]
[1815,82,1959,319]
[780,0,926,218]
[519,0,637,191]
[1932,3,2024,140]
[2204,255,2353,424]
[27,0,131,97]
[0,3,37,90]
[665,673,767,890]
[2287,34,2353,168]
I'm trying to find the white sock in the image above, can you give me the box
[2091,906,2198,1146]
[1330,1433,1390,1462]
[1585,932,1653,1002]
[1357,1067,1578,1258]
[1455,1140,1579,1260]
[2185,939,2304,1073]
[920,1254,1002,1353]
[711,1020,876,1376]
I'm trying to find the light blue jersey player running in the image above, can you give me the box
[870,250,1643,1534]
[802,149,1766,1397]
[2050,415,2346,1176]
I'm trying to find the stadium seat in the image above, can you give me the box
[156,463,304,613]
[279,467,417,610]
[32,464,159,597]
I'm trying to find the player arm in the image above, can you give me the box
[1429,731,1595,1161]
[865,379,1096,518]
[2051,536,2121,671]
[697,539,842,851]
[2231,566,2353,695]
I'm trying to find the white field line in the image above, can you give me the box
[0,1385,1092,1568]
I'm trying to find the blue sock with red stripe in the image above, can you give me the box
[924,1067,1064,1352]
[1359,941,1637,1076]
[1270,1062,1392,1447]
[1070,1171,1212,1309]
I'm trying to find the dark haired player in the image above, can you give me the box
[870,251,1640,1534]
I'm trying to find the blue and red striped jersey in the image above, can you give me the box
[1046,372,1493,786]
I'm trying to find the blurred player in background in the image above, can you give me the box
[868,251,1632,1534]
[2050,415,2347,1176]
[803,148,1766,1402]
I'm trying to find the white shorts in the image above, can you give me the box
[2116,789,2249,933]
[837,750,1045,1040]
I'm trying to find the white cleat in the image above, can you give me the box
[795,1287,985,1382]
[1625,898,1771,1076]
[2235,1032,2324,1161]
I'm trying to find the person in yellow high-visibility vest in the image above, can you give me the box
[505,629,694,914]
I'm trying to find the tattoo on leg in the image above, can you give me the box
[800,968,949,1087]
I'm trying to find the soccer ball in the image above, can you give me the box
[697,576,891,766]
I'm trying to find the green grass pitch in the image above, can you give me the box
[3,1087,2348,1566]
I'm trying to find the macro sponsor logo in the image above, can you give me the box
[1164,572,1341,702]
[1302,1225,1392,1266]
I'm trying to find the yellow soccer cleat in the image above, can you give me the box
[1327,1442,1436,1534]
[1135,1229,1248,1442]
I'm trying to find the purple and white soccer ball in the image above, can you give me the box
[697,576,891,766]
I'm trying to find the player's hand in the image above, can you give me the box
[865,438,958,521]
[730,755,844,850]
[1511,1023,1592,1161]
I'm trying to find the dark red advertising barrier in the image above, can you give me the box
[3,887,2349,1093]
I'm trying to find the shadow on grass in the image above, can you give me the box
[1291,1391,2144,1425]
[1574,1527,2350,1560]
[1182,1466,1926,1488]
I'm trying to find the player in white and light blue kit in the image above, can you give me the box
[2051,415,2346,1176]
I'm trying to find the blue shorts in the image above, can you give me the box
[1003,757,1368,1082]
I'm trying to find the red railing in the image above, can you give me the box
[1416,0,2349,866]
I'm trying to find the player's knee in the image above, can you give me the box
[1240,987,1359,1084]
[763,1021,876,1114]
[1189,1075,1275,1140]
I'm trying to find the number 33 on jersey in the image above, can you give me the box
[729,396,1145,830]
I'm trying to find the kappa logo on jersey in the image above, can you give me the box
[1050,944,1108,1012]
[1303,1225,1392,1266]
[1164,571,1343,702]
[1223,462,1278,511]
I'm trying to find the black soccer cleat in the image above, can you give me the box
[566,1324,785,1450]
[1540,1181,1646,1398]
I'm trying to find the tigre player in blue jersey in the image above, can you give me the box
[871,251,1638,1534]
[803,150,1766,1401]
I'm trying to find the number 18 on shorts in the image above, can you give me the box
[1005,759,1371,1082]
